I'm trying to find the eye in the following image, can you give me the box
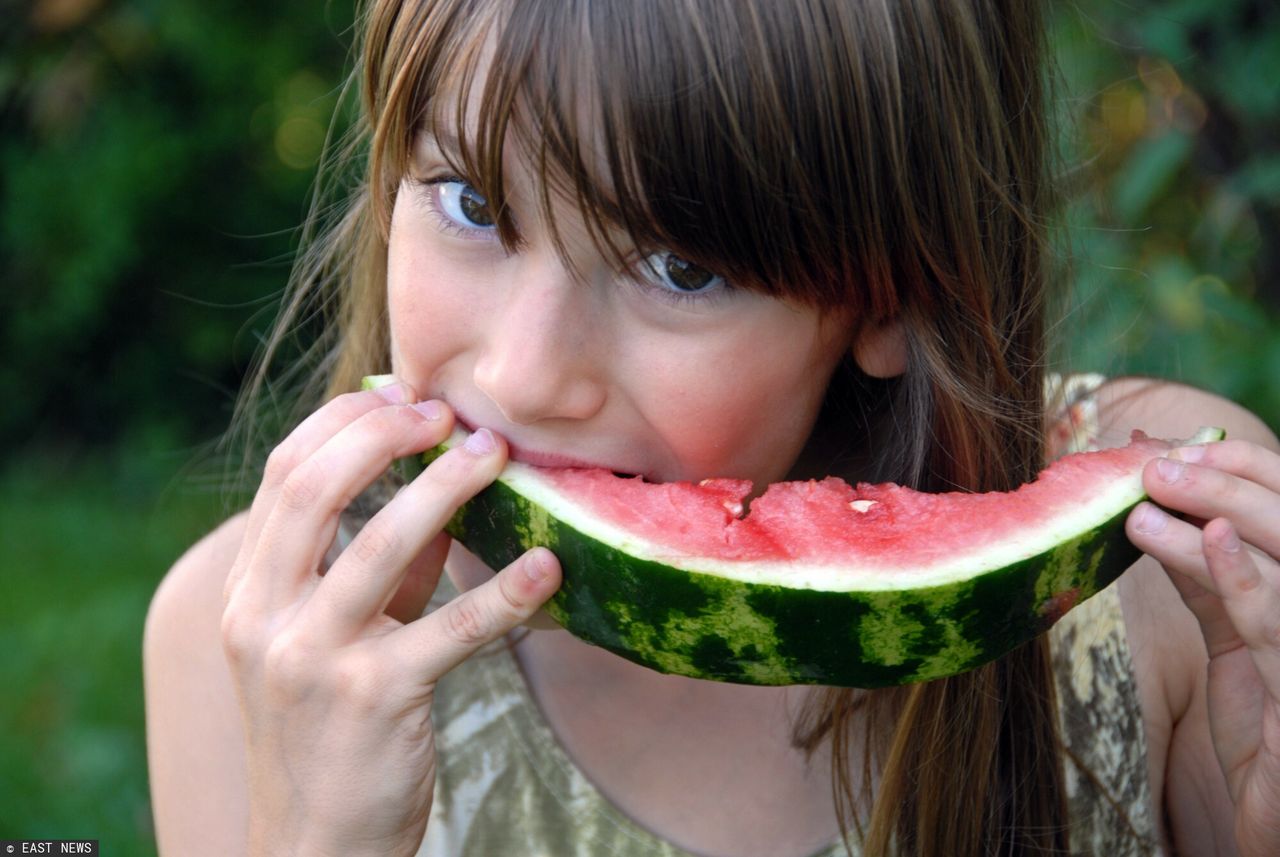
[435,178,495,229]
[639,252,725,295]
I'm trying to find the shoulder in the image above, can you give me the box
[1091,376,1277,450]
[146,511,249,674]
[144,511,251,856]
[149,511,249,623]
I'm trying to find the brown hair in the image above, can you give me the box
[233,0,1066,853]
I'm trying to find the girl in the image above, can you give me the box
[144,1,1280,855]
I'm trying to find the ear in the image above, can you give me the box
[852,318,907,378]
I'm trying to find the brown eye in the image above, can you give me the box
[437,179,495,228]
[642,252,724,295]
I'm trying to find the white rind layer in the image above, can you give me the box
[501,454,1143,592]
[435,425,1217,593]
[364,376,1140,592]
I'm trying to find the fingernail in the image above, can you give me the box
[1134,503,1167,535]
[464,428,497,455]
[411,400,443,421]
[1156,457,1185,483]
[525,551,549,583]
[375,382,408,404]
[1171,444,1206,463]
[1215,524,1241,553]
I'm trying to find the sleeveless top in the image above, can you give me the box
[404,372,1161,856]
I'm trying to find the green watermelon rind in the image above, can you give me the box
[408,427,1222,688]
[445,469,1134,687]
[364,375,1222,687]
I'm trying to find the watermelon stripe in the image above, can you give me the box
[441,473,1143,687]
[359,374,1221,689]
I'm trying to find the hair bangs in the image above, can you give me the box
[384,0,895,316]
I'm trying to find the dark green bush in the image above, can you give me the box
[1051,0,1280,426]
[1,0,357,455]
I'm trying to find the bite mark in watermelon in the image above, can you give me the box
[363,376,1222,687]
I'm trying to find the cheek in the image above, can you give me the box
[385,215,480,390]
[640,326,843,481]
[387,262,438,382]
[386,206,426,367]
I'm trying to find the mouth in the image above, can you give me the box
[452,410,647,479]
[506,442,622,472]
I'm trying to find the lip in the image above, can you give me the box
[505,443,620,471]
[452,409,643,476]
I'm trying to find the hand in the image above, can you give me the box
[1126,439,1280,856]
[219,380,562,857]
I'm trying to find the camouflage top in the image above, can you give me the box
[409,373,1161,856]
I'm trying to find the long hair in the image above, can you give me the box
[231,1,1066,853]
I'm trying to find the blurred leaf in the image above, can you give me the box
[1230,155,1280,201]
[0,0,357,450]
[1215,26,1280,119]
[1110,131,1193,224]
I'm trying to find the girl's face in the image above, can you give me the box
[386,130,855,487]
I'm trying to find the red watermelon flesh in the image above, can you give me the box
[369,358,1221,685]
[529,430,1180,581]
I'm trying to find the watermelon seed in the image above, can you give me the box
[849,500,877,513]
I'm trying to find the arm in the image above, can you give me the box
[144,512,252,855]
[1098,376,1280,855]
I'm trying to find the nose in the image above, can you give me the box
[472,253,608,425]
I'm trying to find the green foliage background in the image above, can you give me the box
[1051,0,1280,422]
[1,0,1276,852]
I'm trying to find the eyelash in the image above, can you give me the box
[625,253,731,309]
[409,174,500,242]
[408,173,732,308]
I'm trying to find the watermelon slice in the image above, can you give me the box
[363,376,1221,687]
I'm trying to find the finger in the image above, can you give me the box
[1129,503,1241,655]
[246,383,419,548]
[1205,518,1280,702]
[1127,502,1216,593]
[241,400,455,612]
[300,429,508,640]
[1144,456,1280,558]
[383,532,453,626]
[224,381,417,604]
[394,548,562,680]
[1169,438,1280,495]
